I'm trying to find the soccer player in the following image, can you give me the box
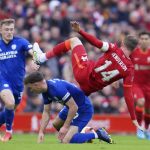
[130,31,150,139]
[24,71,113,144]
[0,18,38,142]
[33,21,143,131]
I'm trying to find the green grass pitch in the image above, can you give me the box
[0,133,150,150]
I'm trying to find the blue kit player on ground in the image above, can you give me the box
[0,18,38,142]
[24,71,113,144]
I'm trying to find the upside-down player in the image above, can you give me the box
[33,21,143,131]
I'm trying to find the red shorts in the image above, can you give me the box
[71,45,94,94]
[133,84,150,109]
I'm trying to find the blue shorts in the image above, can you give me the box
[0,75,11,92]
[59,106,93,132]
[0,75,22,105]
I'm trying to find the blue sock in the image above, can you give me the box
[5,108,14,131]
[70,133,95,143]
[0,110,5,125]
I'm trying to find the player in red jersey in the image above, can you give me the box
[33,21,143,131]
[130,31,150,139]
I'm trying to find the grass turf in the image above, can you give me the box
[0,133,150,150]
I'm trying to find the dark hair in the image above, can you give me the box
[139,31,150,37]
[124,35,138,51]
[24,72,44,85]
[0,18,15,26]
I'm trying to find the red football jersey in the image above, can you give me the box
[78,29,136,120]
[87,43,134,94]
[130,47,150,86]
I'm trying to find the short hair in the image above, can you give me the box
[139,31,150,37]
[0,18,15,27]
[124,35,138,51]
[24,72,44,85]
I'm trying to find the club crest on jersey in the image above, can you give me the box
[11,44,17,50]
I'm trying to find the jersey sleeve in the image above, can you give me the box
[123,68,134,86]
[42,93,52,105]
[123,69,136,120]
[20,38,33,52]
[79,29,112,52]
[55,86,72,104]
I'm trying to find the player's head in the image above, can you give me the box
[138,31,150,50]
[0,18,15,43]
[24,72,47,93]
[123,35,139,52]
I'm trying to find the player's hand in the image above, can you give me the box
[31,60,40,71]
[70,21,81,32]
[132,120,145,131]
[37,132,44,143]
[58,126,69,141]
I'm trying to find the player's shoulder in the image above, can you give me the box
[13,36,29,42]
[13,36,24,40]
[13,36,32,49]
[47,79,64,88]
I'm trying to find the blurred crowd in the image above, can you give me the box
[0,0,150,115]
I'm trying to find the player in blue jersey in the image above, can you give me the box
[0,18,39,142]
[24,72,113,144]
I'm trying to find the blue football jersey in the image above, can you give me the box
[0,36,32,94]
[42,79,93,113]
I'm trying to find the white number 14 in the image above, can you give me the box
[94,60,119,82]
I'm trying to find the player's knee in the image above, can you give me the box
[137,98,145,107]
[70,37,83,49]
[5,100,15,109]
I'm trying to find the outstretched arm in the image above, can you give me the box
[123,85,144,131]
[71,21,109,52]
[37,104,51,143]
[27,49,39,71]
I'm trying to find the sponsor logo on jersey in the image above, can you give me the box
[0,50,18,60]
[111,53,127,71]
[134,64,150,70]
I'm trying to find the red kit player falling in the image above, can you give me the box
[33,21,143,131]
[130,31,150,140]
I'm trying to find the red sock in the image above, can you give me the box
[46,39,71,59]
[135,106,144,126]
[144,114,150,130]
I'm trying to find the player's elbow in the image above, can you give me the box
[72,104,78,113]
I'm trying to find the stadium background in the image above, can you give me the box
[0,0,150,133]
